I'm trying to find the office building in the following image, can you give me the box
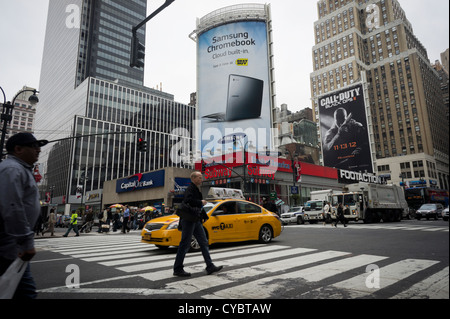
[310,0,449,190]
[35,0,195,212]
[433,59,449,125]
[441,49,449,75]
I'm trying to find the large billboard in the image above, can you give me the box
[197,20,272,158]
[319,84,373,173]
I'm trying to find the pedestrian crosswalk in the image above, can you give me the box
[287,223,449,233]
[34,234,449,299]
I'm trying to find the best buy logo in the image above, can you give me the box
[236,59,248,66]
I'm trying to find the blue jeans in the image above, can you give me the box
[64,223,79,236]
[174,219,213,273]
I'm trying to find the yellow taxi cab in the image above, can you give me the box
[141,188,283,250]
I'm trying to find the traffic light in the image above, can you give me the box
[130,33,145,69]
[137,138,147,152]
[201,160,206,173]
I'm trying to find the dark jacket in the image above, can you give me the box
[178,183,208,223]
[184,183,204,209]
[337,205,344,216]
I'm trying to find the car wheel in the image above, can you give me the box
[259,225,273,244]
[190,236,201,251]
[297,216,304,225]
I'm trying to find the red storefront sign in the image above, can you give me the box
[196,152,338,181]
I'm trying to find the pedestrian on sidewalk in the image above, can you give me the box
[0,133,49,299]
[173,171,222,277]
[98,207,109,233]
[122,205,130,233]
[42,208,56,236]
[64,210,80,237]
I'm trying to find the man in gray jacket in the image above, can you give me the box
[0,133,48,299]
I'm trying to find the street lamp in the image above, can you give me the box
[0,86,40,162]
[232,134,250,200]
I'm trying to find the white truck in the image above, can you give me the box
[303,190,339,223]
[332,183,408,223]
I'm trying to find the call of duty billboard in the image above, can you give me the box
[319,84,374,173]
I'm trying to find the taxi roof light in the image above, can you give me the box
[206,188,245,200]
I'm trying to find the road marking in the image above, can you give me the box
[289,254,389,282]
[287,224,449,233]
[31,257,75,264]
[391,266,449,299]
[421,227,449,232]
[35,237,140,250]
[328,259,439,298]
[74,248,156,260]
[143,247,316,283]
[39,287,183,295]
[81,251,157,263]
[117,245,289,273]
[98,244,265,267]
[201,254,387,299]
[167,250,347,294]
[51,242,149,254]
[35,235,448,299]
[38,275,183,296]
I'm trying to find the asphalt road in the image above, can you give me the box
[30,219,448,310]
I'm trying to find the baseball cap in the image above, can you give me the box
[6,133,49,153]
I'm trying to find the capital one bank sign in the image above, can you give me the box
[116,171,165,194]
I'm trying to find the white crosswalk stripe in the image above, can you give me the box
[326,259,440,299]
[391,267,449,299]
[34,235,448,299]
[287,224,449,233]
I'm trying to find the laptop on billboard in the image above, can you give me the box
[203,74,264,122]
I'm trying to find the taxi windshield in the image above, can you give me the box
[204,202,220,213]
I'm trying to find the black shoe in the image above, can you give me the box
[173,270,191,277]
[206,265,223,275]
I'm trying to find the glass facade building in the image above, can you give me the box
[35,0,195,208]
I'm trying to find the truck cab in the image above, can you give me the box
[332,193,364,222]
[303,200,324,223]
[333,183,405,223]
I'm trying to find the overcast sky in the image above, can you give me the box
[0,0,448,112]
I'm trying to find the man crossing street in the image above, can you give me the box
[63,210,80,237]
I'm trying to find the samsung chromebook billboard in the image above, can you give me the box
[195,14,273,159]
